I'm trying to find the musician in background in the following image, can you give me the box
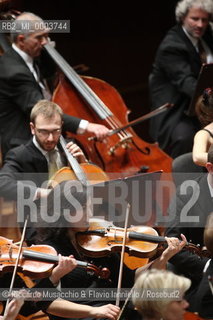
[189,212,213,318]
[132,269,191,320]
[165,144,213,296]
[149,0,213,158]
[192,87,213,167]
[0,11,109,160]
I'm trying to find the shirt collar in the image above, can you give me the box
[182,26,198,48]
[32,136,59,158]
[12,43,33,66]
[32,135,48,157]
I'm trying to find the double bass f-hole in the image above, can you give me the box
[44,42,172,176]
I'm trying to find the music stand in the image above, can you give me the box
[187,63,213,116]
[92,171,163,228]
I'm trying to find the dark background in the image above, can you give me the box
[1,0,178,142]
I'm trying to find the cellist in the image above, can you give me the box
[0,99,89,242]
[0,99,88,199]
[0,11,110,160]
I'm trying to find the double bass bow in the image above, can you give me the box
[44,42,172,177]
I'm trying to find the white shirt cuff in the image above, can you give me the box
[77,120,89,134]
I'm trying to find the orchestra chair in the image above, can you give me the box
[172,152,206,187]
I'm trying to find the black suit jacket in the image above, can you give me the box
[0,139,68,243]
[166,174,212,284]
[149,24,213,150]
[0,140,66,200]
[0,47,81,157]
[190,259,213,318]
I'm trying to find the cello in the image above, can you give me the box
[44,43,172,177]
[48,135,109,188]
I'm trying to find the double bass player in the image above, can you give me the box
[0,11,110,160]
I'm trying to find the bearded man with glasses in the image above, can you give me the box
[0,99,88,242]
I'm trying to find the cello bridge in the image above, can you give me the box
[108,135,133,155]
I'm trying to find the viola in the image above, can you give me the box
[0,236,110,279]
[76,218,165,259]
[75,219,205,260]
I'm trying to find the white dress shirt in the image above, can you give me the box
[182,27,213,63]
[12,43,89,133]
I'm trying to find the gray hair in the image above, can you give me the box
[175,0,213,23]
[11,12,47,43]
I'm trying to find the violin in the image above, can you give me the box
[76,219,206,260]
[76,218,165,259]
[0,236,110,279]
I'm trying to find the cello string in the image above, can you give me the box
[59,136,88,185]
[45,44,129,140]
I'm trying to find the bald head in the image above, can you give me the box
[11,12,48,43]
[11,11,49,58]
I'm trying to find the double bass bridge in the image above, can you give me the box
[109,135,133,155]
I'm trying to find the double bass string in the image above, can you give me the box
[45,43,131,141]
[45,44,111,118]
[45,43,128,139]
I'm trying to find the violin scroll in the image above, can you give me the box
[184,242,211,258]
[86,263,110,279]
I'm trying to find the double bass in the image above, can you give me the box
[44,43,172,178]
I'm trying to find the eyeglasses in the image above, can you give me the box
[36,128,62,138]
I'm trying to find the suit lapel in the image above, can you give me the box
[25,140,48,172]
[9,48,42,91]
[175,25,201,69]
